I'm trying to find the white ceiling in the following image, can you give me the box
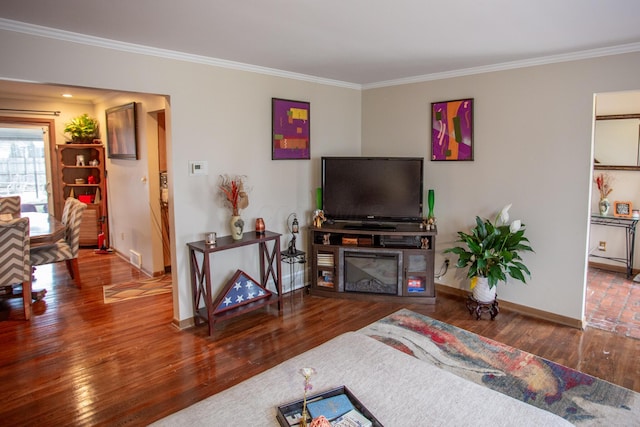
[0,80,122,104]
[1,0,640,88]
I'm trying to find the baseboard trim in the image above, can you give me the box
[435,284,583,329]
[172,317,195,330]
[588,261,638,276]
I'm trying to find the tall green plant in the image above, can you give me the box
[444,205,534,289]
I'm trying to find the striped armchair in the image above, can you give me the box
[0,217,32,320]
[0,195,21,216]
[30,197,87,287]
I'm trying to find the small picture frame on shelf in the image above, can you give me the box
[613,201,633,218]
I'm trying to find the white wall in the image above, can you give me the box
[362,53,640,321]
[0,29,362,323]
[5,26,638,325]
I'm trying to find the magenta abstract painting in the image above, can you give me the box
[272,98,310,160]
[431,98,473,161]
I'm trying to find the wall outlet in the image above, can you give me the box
[598,241,606,251]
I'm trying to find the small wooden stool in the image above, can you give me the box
[466,294,499,320]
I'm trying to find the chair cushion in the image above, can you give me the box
[0,195,21,215]
[30,240,73,266]
[60,197,86,258]
[0,216,30,284]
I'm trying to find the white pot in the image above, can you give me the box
[230,215,244,240]
[599,198,610,215]
[472,276,496,303]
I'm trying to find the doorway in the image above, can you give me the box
[587,90,640,336]
[0,81,172,277]
[157,110,171,273]
[0,119,54,213]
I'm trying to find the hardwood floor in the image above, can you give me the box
[0,250,638,426]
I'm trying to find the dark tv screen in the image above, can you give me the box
[321,157,424,222]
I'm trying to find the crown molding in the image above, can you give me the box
[363,42,640,89]
[3,18,640,92]
[0,18,361,90]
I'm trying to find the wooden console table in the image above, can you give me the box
[187,230,283,336]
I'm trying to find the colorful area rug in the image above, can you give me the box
[103,274,172,304]
[359,309,639,426]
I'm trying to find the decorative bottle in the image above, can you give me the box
[427,189,435,219]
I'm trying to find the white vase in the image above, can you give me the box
[230,215,244,240]
[472,276,496,303]
[599,198,610,215]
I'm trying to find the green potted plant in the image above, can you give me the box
[444,204,534,302]
[63,113,99,143]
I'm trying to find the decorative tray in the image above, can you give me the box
[276,385,383,426]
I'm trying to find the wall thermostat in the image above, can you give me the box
[189,160,208,176]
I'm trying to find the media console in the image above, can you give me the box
[309,223,436,304]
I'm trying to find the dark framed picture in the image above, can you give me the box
[431,98,474,161]
[614,201,633,218]
[106,102,138,159]
[272,98,310,160]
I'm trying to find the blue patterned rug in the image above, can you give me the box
[359,309,639,426]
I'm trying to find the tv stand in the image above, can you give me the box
[343,223,396,231]
[309,223,436,304]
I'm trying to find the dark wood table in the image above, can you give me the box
[187,230,283,336]
[22,212,66,248]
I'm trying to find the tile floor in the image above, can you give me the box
[586,267,640,339]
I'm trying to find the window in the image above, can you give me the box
[0,126,48,212]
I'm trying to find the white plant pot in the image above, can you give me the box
[472,276,496,303]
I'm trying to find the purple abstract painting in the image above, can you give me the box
[431,98,473,161]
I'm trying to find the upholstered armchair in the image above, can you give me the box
[0,217,32,320]
[0,195,21,216]
[30,197,87,287]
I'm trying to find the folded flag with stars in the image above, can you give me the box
[214,270,272,314]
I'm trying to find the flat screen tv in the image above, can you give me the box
[321,156,424,224]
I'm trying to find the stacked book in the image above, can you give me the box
[317,253,334,267]
[308,394,372,426]
[317,253,335,288]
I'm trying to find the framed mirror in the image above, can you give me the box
[594,114,640,170]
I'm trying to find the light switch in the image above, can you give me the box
[189,160,208,176]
